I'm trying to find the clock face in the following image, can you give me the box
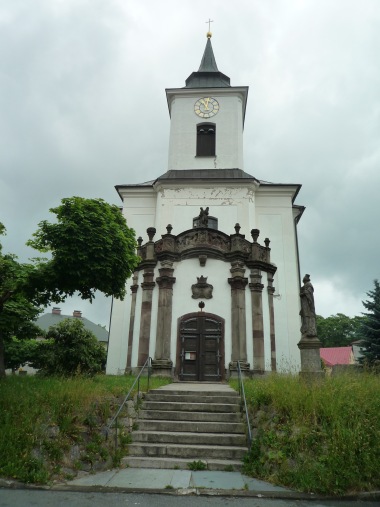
[194,97,219,118]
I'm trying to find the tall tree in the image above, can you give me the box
[360,280,380,365]
[27,197,139,301]
[0,224,43,376]
[316,313,363,347]
[0,198,139,377]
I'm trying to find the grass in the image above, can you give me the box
[230,371,380,495]
[0,374,171,484]
[187,460,207,471]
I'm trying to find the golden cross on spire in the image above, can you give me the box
[205,18,214,34]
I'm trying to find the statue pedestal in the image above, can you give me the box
[229,361,250,378]
[298,336,325,381]
[151,359,173,377]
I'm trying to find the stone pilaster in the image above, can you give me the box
[267,274,277,371]
[126,272,139,370]
[249,269,265,373]
[152,261,176,376]
[137,268,155,366]
[228,261,249,375]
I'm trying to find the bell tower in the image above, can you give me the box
[166,33,248,171]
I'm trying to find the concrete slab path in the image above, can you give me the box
[67,467,290,493]
[154,382,237,392]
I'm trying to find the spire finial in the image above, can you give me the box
[205,18,213,38]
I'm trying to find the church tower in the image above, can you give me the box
[106,34,304,378]
[166,34,247,171]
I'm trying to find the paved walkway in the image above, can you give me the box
[67,467,290,493]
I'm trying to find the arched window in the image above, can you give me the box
[196,123,216,157]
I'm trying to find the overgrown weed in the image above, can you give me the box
[231,371,380,494]
[0,375,170,483]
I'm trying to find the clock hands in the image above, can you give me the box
[200,97,211,111]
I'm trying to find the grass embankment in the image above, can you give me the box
[0,375,170,484]
[232,372,380,495]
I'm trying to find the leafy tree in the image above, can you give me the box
[0,198,139,377]
[359,280,380,365]
[316,313,363,347]
[27,197,139,301]
[5,338,39,373]
[0,224,44,376]
[31,319,106,376]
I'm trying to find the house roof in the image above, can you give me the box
[36,312,109,343]
[320,347,353,366]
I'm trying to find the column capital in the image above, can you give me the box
[249,282,264,292]
[228,277,248,290]
[156,275,176,290]
[141,269,155,290]
[230,260,246,278]
[130,284,139,294]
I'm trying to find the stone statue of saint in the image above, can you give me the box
[300,274,317,337]
[198,207,209,227]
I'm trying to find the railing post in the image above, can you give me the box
[148,357,151,392]
[237,360,252,450]
[115,416,118,452]
[105,356,153,454]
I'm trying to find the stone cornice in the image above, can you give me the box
[137,226,277,275]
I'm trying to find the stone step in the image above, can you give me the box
[148,388,237,396]
[132,430,247,446]
[137,419,245,434]
[138,409,242,423]
[121,456,243,472]
[141,401,240,413]
[145,393,240,404]
[128,442,247,460]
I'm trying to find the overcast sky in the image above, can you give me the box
[1,0,379,327]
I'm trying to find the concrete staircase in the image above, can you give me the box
[122,383,247,471]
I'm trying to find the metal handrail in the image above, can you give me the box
[105,356,152,451]
[237,361,252,449]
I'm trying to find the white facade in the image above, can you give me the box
[106,37,304,378]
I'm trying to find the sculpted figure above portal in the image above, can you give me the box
[197,207,209,227]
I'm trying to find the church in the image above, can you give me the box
[106,33,304,379]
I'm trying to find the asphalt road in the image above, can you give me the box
[0,490,378,507]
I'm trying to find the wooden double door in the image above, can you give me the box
[177,313,224,381]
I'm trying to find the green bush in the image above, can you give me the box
[32,318,106,376]
[5,337,39,372]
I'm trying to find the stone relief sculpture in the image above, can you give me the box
[191,276,213,299]
[299,274,317,337]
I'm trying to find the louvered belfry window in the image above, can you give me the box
[196,123,216,156]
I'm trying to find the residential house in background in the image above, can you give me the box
[320,346,355,374]
[37,307,109,349]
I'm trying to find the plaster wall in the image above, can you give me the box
[255,192,301,370]
[106,295,131,375]
[168,93,244,170]
[155,184,257,239]
[120,189,156,242]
